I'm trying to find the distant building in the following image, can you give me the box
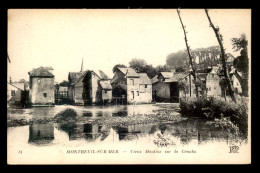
[7,81,26,107]
[82,70,112,105]
[152,72,187,102]
[67,71,87,105]
[205,66,222,97]
[111,67,152,104]
[28,67,55,106]
[55,86,69,105]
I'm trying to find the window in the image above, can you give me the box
[131,91,134,99]
[137,91,139,96]
[130,79,134,85]
[209,87,211,91]
[214,87,216,90]
[11,90,15,96]
[145,84,147,88]
[43,93,47,97]
[104,90,107,94]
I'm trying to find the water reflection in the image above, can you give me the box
[8,104,240,147]
[58,123,110,141]
[28,124,54,145]
[24,118,239,147]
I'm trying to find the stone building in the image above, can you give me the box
[68,71,87,105]
[152,72,187,102]
[28,67,55,106]
[205,66,222,97]
[82,70,112,105]
[7,81,26,107]
[111,67,152,104]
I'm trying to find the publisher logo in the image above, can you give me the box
[229,146,239,153]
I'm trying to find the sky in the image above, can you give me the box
[8,9,251,83]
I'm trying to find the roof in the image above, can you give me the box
[100,80,112,90]
[91,70,110,80]
[209,66,220,74]
[226,53,235,63]
[117,67,139,77]
[8,82,24,91]
[159,72,173,79]
[151,75,159,84]
[164,73,187,83]
[68,71,86,85]
[138,73,152,84]
[28,67,54,77]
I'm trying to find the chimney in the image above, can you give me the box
[9,77,12,83]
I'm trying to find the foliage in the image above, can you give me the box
[179,97,248,135]
[231,33,249,96]
[143,64,158,78]
[231,33,248,52]
[155,64,172,73]
[54,108,78,122]
[59,80,69,87]
[128,58,172,78]
[166,46,220,69]
[129,58,147,70]
[175,67,186,73]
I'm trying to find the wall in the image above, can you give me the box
[74,81,84,104]
[91,73,100,103]
[126,77,140,103]
[102,90,112,101]
[206,73,222,97]
[68,85,74,101]
[138,84,152,103]
[232,75,242,94]
[30,77,54,105]
[153,82,170,99]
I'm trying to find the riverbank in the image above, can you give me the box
[7,108,186,127]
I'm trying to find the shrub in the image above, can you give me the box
[54,108,78,122]
[179,97,248,135]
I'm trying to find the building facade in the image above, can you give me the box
[83,70,112,105]
[111,67,152,104]
[28,67,55,106]
[68,71,86,105]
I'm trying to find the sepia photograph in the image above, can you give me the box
[7,9,251,164]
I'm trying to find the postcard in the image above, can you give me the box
[7,9,251,164]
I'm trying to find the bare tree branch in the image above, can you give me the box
[176,9,199,98]
[205,9,236,103]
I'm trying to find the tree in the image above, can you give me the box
[155,65,172,73]
[144,64,157,78]
[129,58,147,72]
[175,67,186,73]
[59,80,69,87]
[177,9,199,98]
[112,64,127,73]
[166,49,189,68]
[205,9,236,103]
[231,33,249,96]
